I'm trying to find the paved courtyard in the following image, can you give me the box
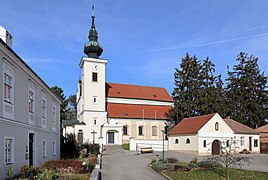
[101,145,165,180]
[101,146,268,179]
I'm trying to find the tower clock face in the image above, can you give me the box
[92,64,98,71]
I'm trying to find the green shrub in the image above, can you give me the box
[166,157,179,163]
[151,161,165,172]
[20,165,40,178]
[197,160,223,168]
[43,160,83,173]
[38,169,57,180]
[62,133,79,159]
[190,157,198,164]
[188,163,198,169]
[80,142,100,155]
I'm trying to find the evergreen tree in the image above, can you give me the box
[226,52,268,128]
[168,53,202,124]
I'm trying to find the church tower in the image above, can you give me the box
[76,4,108,144]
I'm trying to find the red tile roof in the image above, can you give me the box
[106,82,173,102]
[256,124,268,133]
[223,119,259,135]
[168,113,216,135]
[107,103,171,120]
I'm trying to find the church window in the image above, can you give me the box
[93,118,97,125]
[226,140,230,147]
[186,138,190,144]
[92,96,97,104]
[78,130,83,144]
[203,140,206,147]
[138,126,143,136]
[152,126,157,136]
[175,139,179,144]
[92,72,98,82]
[215,122,219,131]
[123,126,128,135]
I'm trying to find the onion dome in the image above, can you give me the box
[84,4,103,58]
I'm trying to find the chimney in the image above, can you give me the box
[0,26,13,48]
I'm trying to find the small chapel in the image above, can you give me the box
[64,5,173,146]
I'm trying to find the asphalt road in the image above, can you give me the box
[101,145,165,180]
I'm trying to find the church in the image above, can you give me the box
[66,5,173,146]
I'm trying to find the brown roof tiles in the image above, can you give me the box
[223,119,259,135]
[168,113,216,135]
[106,82,173,102]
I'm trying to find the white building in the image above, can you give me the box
[67,6,173,147]
[0,27,61,177]
[168,113,260,155]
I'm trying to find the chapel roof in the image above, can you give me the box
[168,113,216,135]
[107,103,171,120]
[223,119,259,135]
[106,82,173,102]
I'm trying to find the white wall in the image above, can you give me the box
[169,134,198,151]
[130,138,168,152]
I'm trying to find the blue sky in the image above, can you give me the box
[1,0,268,97]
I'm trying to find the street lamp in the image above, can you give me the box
[161,130,165,161]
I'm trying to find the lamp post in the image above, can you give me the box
[161,130,165,161]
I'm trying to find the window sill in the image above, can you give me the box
[5,162,14,165]
[4,100,13,105]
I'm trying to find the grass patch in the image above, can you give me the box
[164,168,268,180]
[122,143,130,150]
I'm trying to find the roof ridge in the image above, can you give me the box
[106,82,166,89]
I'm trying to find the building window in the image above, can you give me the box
[152,126,157,136]
[138,126,143,136]
[5,137,14,164]
[4,73,12,103]
[226,140,230,147]
[29,90,34,113]
[123,126,128,135]
[93,118,97,125]
[203,140,206,147]
[254,139,258,147]
[78,130,83,144]
[186,138,190,144]
[175,139,179,144]
[215,122,219,131]
[42,99,46,118]
[52,141,56,156]
[42,140,47,158]
[240,136,245,146]
[92,72,98,82]
[52,105,56,130]
[92,96,97,104]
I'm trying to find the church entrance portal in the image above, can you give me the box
[108,132,115,144]
[212,140,221,155]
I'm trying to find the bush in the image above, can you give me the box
[38,169,57,180]
[190,157,198,164]
[166,157,179,163]
[240,149,250,154]
[62,133,79,159]
[151,161,165,172]
[188,163,198,169]
[43,160,83,173]
[80,142,100,155]
[20,165,40,178]
[197,160,223,168]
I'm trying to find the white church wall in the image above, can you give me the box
[107,97,173,106]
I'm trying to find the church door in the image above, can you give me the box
[108,132,115,144]
[212,140,221,155]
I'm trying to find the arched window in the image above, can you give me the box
[226,140,229,147]
[152,126,157,136]
[138,126,143,136]
[123,125,128,135]
[215,122,219,131]
[186,138,190,144]
[175,139,179,144]
[203,140,207,147]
